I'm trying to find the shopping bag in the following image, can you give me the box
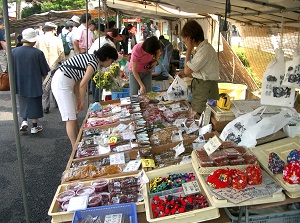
[220,106,265,146]
[167,75,188,101]
[42,71,53,92]
[0,71,10,91]
[282,47,300,88]
[261,48,295,107]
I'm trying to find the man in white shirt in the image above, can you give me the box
[35,22,65,113]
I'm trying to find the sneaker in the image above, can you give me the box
[20,121,28,131]
[31,126,43,134]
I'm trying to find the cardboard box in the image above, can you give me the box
[210,115,230,132]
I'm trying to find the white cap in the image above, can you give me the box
[22,28,38,42]
[43,22,57,29]
[71,15,80,24]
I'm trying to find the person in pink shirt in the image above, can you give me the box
[73,13,93,54]
[129,36,161,95]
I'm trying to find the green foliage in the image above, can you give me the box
[21,0,85,18]
[232,46,262,88]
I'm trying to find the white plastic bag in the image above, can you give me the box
[167,76,188,101]
[260,49,295,107]
[221,106,296,148]
[282,47,300,88]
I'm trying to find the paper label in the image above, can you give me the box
[67,196,88,212]
[120,97,131,105]
[186,121,199,134]
[122,130,136,140]
[203,135,221,156]
[141,159,155,168]
[182,181,201,195]
[199,124,212,136]
[123,160,141,172]
[114,123,128,132]
[109,152,125,165]
[212,187,252,204]
[173,141,185,158]
[173,118,187,128]
[116,144,132,152]
[138,169,149,185]
[104,213,123,223]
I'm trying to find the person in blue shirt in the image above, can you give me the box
[152,58,174,81]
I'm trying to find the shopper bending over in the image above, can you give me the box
[176,20,220,114]
[51,44,118,148]
[129,36,161,95]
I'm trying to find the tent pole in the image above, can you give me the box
[2,1,30,222]
[86,0,90,106]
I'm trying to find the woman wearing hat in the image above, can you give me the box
[51,44,118,148]
[12,28,50,134]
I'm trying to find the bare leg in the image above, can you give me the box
[66,119,79,149]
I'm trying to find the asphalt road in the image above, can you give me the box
[0,90,85,223]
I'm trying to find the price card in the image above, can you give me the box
[114,123,128,132]
[123,160,141,172]
[104,213,123,223]
[122,130,136,140]
[173,118,187,128]
[173,141,185,158]
[116,144,132,152]
[67,196,88,212]
[182,181,201,195]
[141,159,155,168]
[138,169,149,185]
[203,135,221,156]
[199,124,212,135]
[108,136,118,145]
[109,152,125,165]
[120,97,131,105]
[186,121,199,134]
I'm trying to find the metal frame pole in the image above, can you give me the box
[2,1,30,222]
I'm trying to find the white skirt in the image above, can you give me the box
[51,69,77,121]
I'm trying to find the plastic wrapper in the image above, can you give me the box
[229,156,245,165]
[195,149,208,158]
[108,176,140,189]
[91,179,109,192]
[243,154,257,164]
[76,186,95,197]
[110,191,139,204]
[56,190,76,203]
[233,146,247,155]
[209,151,227,162]
[198,156,214,167]
[222,148,240,159]
[219,141,237,149]
[214,158,230,166]
[88,195,102,207]
[76,146,99,158]
[207,169,231,189]
[67,182,84,192]
[82,128,101,138]
[287,149,300,163]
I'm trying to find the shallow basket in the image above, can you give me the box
[224,207,300,223]
[72,203,138,223]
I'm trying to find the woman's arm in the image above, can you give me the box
[132,61,146,94]
[78,65,95,111]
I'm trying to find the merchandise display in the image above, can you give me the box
[48,94,300,223]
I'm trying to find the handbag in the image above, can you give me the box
[0,71,10,91]
[43,64,86,92]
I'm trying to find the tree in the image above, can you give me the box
[22,0,85,18]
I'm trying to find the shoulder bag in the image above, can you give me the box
[0,71,10,91]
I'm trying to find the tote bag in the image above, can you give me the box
[0,71,10,91]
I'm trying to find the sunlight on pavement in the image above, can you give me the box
[0,112,14,121]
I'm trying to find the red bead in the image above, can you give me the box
[179,207,185,213]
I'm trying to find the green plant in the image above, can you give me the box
[93,63,122,91]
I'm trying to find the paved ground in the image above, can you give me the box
[0,91,85,223]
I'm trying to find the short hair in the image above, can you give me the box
[108,21,116,29]
[142,36,160,55]
[94,44,118,62]
[159,35,165,40]
[80,13,92,24]
[181,20,204,42]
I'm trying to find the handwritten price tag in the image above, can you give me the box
[203,135,221,156]
[182,181,201,195]
[109,152,125,165]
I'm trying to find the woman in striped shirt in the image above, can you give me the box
[51,44,118,148]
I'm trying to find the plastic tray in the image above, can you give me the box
[72,203,137,223]
[191,151,252,174]
[224,206,300,223]
[48,177,145,223]
[250,136,300,195]
[208,104,236,121]
[194,164,286,208]
[142,163,220,223]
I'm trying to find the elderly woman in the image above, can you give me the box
[12,28,50,134]
[51,44,118,148]
[129,36,161,95]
